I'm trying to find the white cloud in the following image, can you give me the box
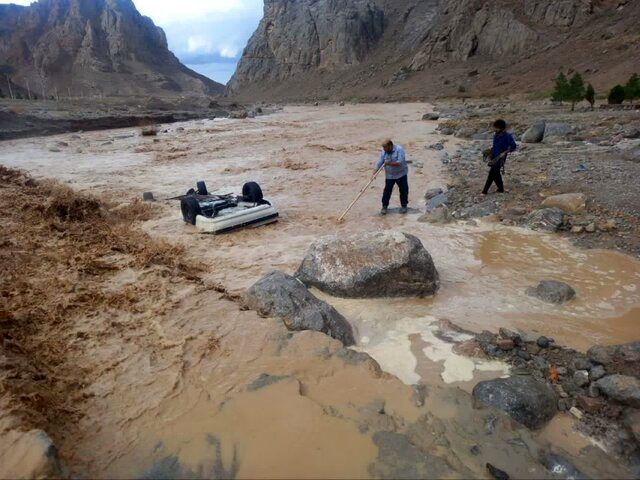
[187,35,214,54]
[133,0,259,25]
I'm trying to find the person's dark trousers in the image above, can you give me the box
[482,165,504,194]
[382,175,409,208]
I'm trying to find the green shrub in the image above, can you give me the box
[608,85,626,104]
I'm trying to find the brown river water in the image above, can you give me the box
[1,104,638,478]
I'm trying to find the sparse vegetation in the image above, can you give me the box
[625,73,640,104]
[585,84,596,111]
[566,73,586,111]
[608,84,626,104]
[551,72,569,104]
[551,72,586,110]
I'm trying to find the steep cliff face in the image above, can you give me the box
[231,0,385,87]
[228,0,640,100]
[0,0,223,98]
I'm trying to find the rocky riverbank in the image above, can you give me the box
[421,99,640,257]
[437,318,640,468]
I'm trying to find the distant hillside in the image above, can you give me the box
[227,0,640,101]
[0,0,224,99]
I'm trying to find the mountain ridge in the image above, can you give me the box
[0,0,224,99]
[228,0,640,101]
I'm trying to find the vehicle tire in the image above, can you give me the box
[242,181,263,203]
[197,181,208,196]
[181,196,202,225]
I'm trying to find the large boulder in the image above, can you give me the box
[521,121,546,143]
[541,193,586,213]
[595,375,640,407]
[526,280,576,304]
[525,208,565,232]
[244,271,355,345]
[296,231,439,298]
[472,375,557,429]
[588,341,640,377]
[543,122,575,142]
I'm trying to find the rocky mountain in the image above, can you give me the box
[0,0,223,99]
[228,0,640,101]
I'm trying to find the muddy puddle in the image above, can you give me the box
[1,104,639,478]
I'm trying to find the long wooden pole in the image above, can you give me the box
[338,165,385,223]
[6,75,14,100]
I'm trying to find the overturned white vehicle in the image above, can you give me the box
[180,181,279,234]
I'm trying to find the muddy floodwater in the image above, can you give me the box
[1,104,639,478]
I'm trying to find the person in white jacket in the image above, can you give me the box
[373,139,409,215]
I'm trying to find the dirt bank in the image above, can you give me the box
[1,103,639,478]
[0,97,241,141]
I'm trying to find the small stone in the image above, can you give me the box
[569,407,584,420]
[470,445,481,456]
[532,355,550,372]
[571,226,584,234]
[486,463,510,480]
[424,188,444,200]
[576,395,605,414]
[585,223,596,233]
[499,328,522,344]
[497,339,515,351]
[572,358,593,371]
[422,112,440,121]
[553,384,569,399]
[527,344,541,355]
[516,350,531,361]
[537,336,551,349]
[590,365,606,381]
[484,344,500,357]
[527,281,576,305]
[573,370,590,388]
[558,399,568,411]
[560,379,580,396]
[556,367,568,376]
[587,383,600,398]
[599,219,617,232]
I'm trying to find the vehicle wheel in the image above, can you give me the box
[181,196,202,225]
[197,181,208,196]
[242,181,263,203]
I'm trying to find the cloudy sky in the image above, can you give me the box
[2,0,264,84]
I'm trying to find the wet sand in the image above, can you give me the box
[1,104,639,478]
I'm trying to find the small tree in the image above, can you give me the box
[566,73,586,111]
[625,73,640,104]
[608,85,626,104]
[551,72,570,103]
[585,83,595,111]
